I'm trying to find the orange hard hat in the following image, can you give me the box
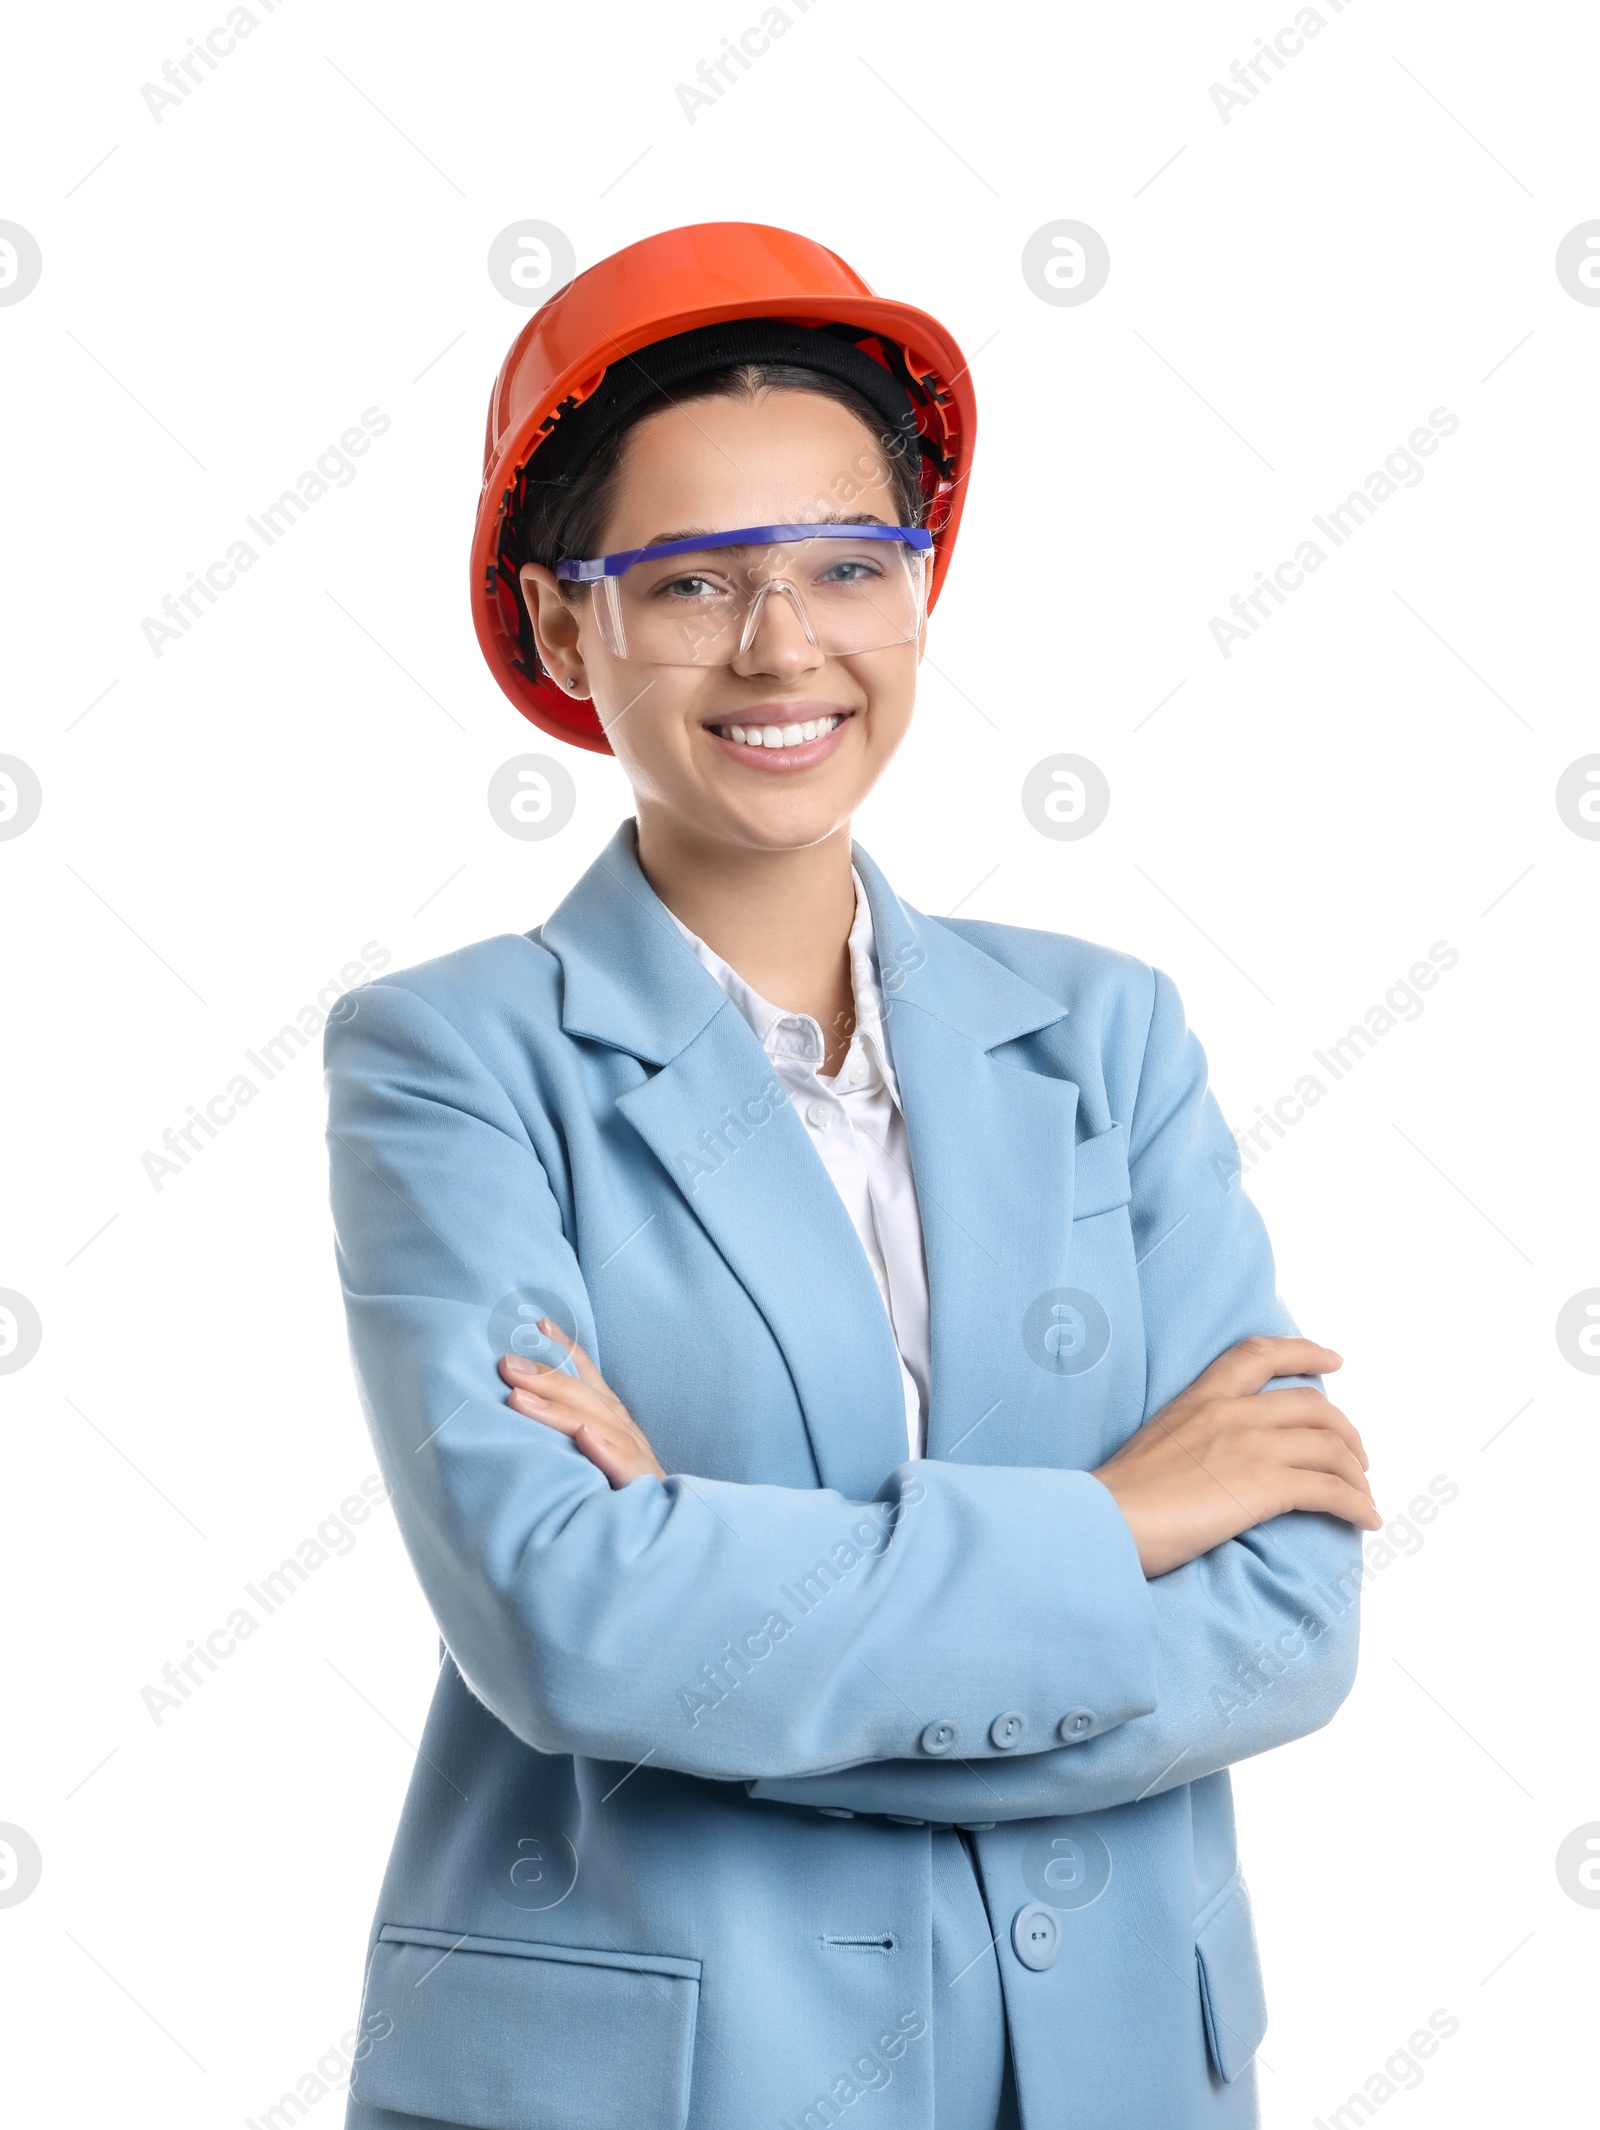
[472,221,976,752]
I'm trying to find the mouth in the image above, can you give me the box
[703,708,853,771]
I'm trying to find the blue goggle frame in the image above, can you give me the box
[555,522,934,584]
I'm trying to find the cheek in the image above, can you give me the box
[597,674,707,794]
[856,654,919,748]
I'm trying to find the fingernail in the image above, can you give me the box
[502,1354,535,1380]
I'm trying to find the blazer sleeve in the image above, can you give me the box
[746,966,1363,1821]
[324,975,1161,1784]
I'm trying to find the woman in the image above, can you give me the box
[325,222,1378,2130]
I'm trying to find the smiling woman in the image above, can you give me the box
[324,221,1377,2130]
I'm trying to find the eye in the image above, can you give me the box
[816,556,884,585]
[654,572,729,600]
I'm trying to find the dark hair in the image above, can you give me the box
[508,363,927,681]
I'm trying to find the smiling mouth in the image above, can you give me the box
[707,712,847,749]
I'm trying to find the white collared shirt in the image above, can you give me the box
[669,872,931,1460]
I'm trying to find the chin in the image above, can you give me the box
[719,792,857,852]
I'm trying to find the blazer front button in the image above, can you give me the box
[1011,1902,1062,1972]
[1058,1708,1096,1742]
[989,1711,1028,1751]
[919,1720,959,1756]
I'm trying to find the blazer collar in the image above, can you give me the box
[539,819,1084,1487]
[540,819,1071,1065]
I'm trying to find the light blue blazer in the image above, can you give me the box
[324,820,1361,2130]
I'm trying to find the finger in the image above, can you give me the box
[1285,1470,1383,1530]
[507,1375,613,1428]
[1257,1427,1374,1499]
[500,1351,594,1398]
[1196,1336,1343,1400]
[506,1385,587,1438]
[536,1319,612,1395]
[573,1421,663,1488]
[1247,1389,1368,1467]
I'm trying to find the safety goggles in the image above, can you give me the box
[555,523,932,667]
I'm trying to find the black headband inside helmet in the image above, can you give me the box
[522,317,926,489]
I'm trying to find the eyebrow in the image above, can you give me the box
[640,511,892,547]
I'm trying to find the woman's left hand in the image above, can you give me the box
[499,1322,665,1488]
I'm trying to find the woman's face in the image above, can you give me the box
[519,390,923,855]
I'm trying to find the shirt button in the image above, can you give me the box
[847,1055,869,1085]
[1058,1709,1096,1742]
[919,1720,959,1756]
[990,1711,1028,1751]
[1011,1902,1062,1972]
[806,1099,834,1129]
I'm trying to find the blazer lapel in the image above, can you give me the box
[542,824,912,1498]
[851,849,1083,1465]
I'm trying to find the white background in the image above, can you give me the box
[2,2,1597,2123]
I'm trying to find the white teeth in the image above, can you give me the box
[720,714,843,747]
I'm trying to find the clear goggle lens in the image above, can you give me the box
[557,524,931,668]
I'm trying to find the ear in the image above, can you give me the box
[518,563,589,698]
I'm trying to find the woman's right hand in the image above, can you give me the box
[1091,1336,1379,1579]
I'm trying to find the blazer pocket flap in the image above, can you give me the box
[1073,1123,1131,1220]
[353,1925,702,2130]
[1194,1872,1268,2083]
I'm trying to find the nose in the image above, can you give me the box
[730,581,825,682]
